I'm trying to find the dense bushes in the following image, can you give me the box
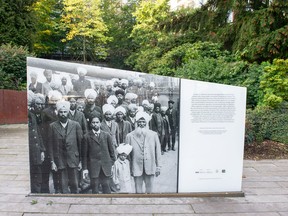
[0,44,34,90]
[245,108,288,145]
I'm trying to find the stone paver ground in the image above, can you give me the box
[0,124,287,215]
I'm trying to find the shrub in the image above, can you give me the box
[0,43,34,90]
[258,59,288,108]
[245,107,288,145]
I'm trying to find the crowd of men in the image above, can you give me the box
[28,66,179,194]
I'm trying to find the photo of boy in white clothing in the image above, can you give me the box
[112,144,133,193]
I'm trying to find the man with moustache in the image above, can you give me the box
[114,106,132,144]
[58,76,73,96]
[100,104,120,149]
[28,91,45,193]
[115,89,125,107]
[126,104,138,131]
[29,71,42,94]
[82,116,116,194]
[125,111,161,193]
[42,69,59,98]
[68,97,88,135]
[72,67,91,97]
[49,101,83,194]
[83,89,102,125]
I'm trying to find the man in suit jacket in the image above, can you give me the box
[82,116,116,194]
[165,100,178,151]
[100,104,119,149]
[125,111,161,193]
[72,67,91,97]
[41,90,62,193]
[42,69,59,98]
[29,71,42,94]
[49,101,83,194]
[126,104,138,131]
[28,92,45,193]
[83,89,102,126]
[114,106,132,143]
[68,97,88,135]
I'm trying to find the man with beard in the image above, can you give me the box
[68,97,88,135]
[125,111,161,193]
[121,79,128,93]
[114,106,132,143]
[115,89,125,107]
[126,104,138,131]
[101,104,120,149]
[106,95,118,108]
[31,93,46,192]
[29,71,42,94]
[72,67,91,97]
[83,89,102,125]
[82,116,116,194]
[28,91,45,193]
[49,101,83,194]
[42,69,59,98]
[58,76,73,96]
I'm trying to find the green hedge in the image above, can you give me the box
[245,107,288,145]
[0,43,34,90]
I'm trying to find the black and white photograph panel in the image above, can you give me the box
[27,57,180,194]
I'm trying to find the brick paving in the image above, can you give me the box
[0,124,287,215]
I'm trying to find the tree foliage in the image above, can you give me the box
[258,59,288,108]
[0,44,35,90]
[61,0,110,62]
[32,0,65,56]
[0,0,37,50]
[101,0,138,69]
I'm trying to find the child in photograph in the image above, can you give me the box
[112,144,133,193]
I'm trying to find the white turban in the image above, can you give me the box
[134,78,142,84]
[161,106,168,112]
[142,100,149,106]
[77,67,87,76]
[121,79,128,85]
[34,93,45,104]
[56,100,70,111]
[107,95,118,104]
[27,90,35,105]
[48,90,62,101]
[128,103,138,112]
[114,106,126,115]
[84,89,97,99]
[116,143,132,155]
[30,71,38,78]
[106,80,114,86]
[102,104,115,114]
[125,92,138,101]
[136,111,151,122]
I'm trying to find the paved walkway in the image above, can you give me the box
[0,124,287,216]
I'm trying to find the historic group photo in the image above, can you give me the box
[27,59,180,194]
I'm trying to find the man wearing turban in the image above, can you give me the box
[72,67,92,97]
[83,89,102,125]
[49,100,83,194]
[125,111,161,193]
[114,106,132,144]
[100,104,120,149]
